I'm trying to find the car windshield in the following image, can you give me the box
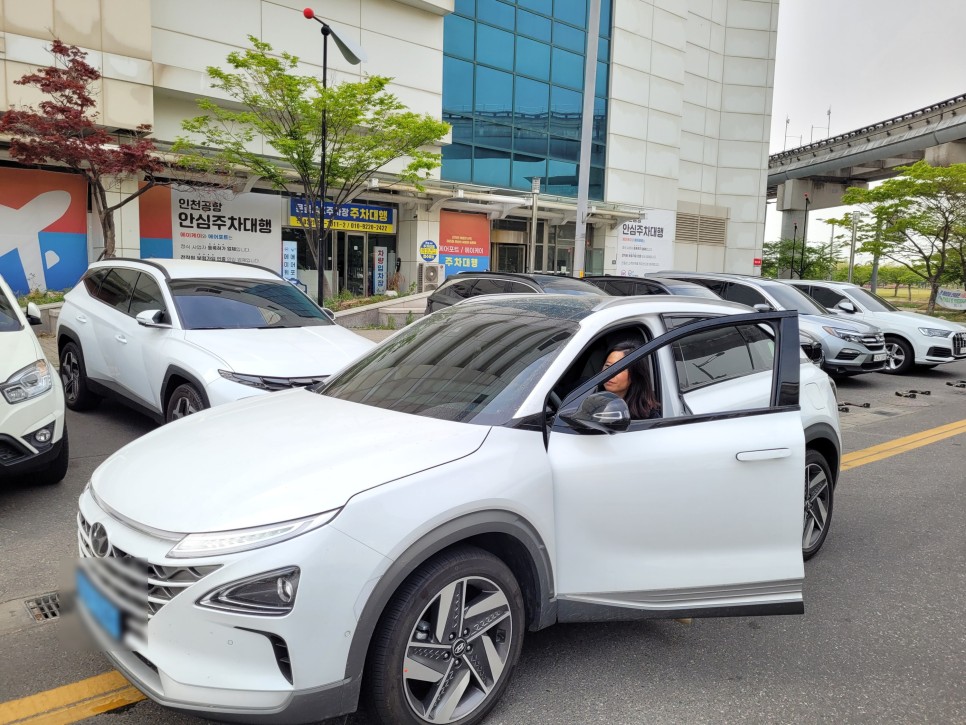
[766,283,828,315]
[538,277,603,295]
[0,288,23,332]
[670,285,719,300]
[846,287,899,312]
[320,298,584,425]
[170,278,333,330]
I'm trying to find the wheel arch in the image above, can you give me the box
[161,366,211,411]
[345,511,556,684]
[57,326,81,354]
[805,423,841,486]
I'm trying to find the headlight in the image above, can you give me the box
[167,510,339,558]
[822,326,864,344]
[219,369,271,390]
[197,567,300,616]
[918,327,952,338]
[1,360,52,404]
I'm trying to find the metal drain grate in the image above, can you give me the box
[25,593,61,622]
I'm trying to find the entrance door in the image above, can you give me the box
[339,233,367,295]
[495,244,525,273]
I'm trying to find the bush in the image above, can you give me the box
[17,288,69,306]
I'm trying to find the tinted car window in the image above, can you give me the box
[83,269,109,297]
[538,277,601,295]
[807,285,849,309]
[322,304,576,425]
[438,280,475,300]
[673,324,773,393]
[129,273,168,318]
[470,278,508,296]
[668,284,719,300]
[690,278,728,297]
[633,281,664,295]
[723,282,769,308]
[846,287,899,312]
[170,278,332,330]
[765,283,827,315]
[97,268,140,313]
[0,286,22,332]
[505,281,538,294]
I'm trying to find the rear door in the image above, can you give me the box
[549,312,805,619]
[86,267,139,384]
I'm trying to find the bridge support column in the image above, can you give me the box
[926,141,966,166]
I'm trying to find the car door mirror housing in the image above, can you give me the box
[25,301,43,326]
[753,303,773,313]
[135,309,170,328]
[559,392,631,434]
[322,307,336,322]
[836,300,856,313]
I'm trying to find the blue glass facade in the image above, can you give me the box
[442,0,611,199]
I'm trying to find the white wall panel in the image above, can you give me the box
[608,134,648,173]
[726,0,772,30]
[608,98,649,139]
[718,139,764,168]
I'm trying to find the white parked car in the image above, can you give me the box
[785,279,966,374]
[75,295,841,725]
[56,259,375,423]
[0,274,68,485]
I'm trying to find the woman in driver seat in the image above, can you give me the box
[601,341,661,419]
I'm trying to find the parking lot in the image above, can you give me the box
[1,359,965,724]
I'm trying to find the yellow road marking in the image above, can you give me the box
[841,418,966,471]
[2,420,965,722]
[0,671,145,725]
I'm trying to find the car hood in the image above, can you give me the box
[90,390,489,533]
[880,310,966,332]
[802,313,881,334]
[183,326,375,375]
[0,329,44,380]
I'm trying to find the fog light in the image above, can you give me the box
[34,427,52,443]
[277,576,295,603]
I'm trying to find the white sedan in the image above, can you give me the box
[56,259,374,423]
[75,294,841,725]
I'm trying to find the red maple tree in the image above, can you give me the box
[0,40,164,258]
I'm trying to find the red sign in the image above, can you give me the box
[753,258,763,267]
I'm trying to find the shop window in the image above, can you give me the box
[477,24,514,71]
[515,36,550,80]
[517,8,551,41]
[551,47,584,91]
[444,15,475,60]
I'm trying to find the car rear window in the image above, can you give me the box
[170,278,333,330]
[539,277,603,295]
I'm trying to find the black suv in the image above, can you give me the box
[425,271,603,313]
[583,274,721,299]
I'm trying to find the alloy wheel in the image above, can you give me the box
[170,395,198,420]
[803,461,831,551]
[884,341,905,371]
[402,576,514,723]
[61,351,80,404]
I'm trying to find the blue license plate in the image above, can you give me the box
[76,569,122,640]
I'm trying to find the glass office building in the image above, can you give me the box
[442,0,612,199]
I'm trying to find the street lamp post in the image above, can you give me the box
[790,222,798,279]
[848,211,862,283]
[799,193,810,279]
[528,177,540,272]
[303,7,366,304]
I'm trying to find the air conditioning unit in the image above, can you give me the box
[418,263,445,292]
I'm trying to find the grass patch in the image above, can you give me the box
[17,288,68,306]
[322,292,395,312]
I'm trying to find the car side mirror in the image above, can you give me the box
[753,303,773,313]
[836,300,856,313]
[25,302,42,326]
[322,308,336,322]
[135,309,170,328]
[559,392,631,434]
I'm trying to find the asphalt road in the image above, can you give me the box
[1,361,965,724]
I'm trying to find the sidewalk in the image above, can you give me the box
[36,327,395,370]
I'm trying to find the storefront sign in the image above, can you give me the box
[0,168,88,295]
[289,199,395,233]
[937,288,966,311]
[373,246,388,294]
[419,240,439,262]
[171,190,281,270]
[616,210,675,277]
[282,240,298,281]
[439,211,490,276]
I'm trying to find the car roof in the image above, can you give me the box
[447,270,594,285]
[785,279,861,290]
[658,270,789,289]
[458,291,753,318]
[86,258,281,281]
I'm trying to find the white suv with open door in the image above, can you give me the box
[0,274,68,485]
[75,295,841,725]
[56,259,374,423]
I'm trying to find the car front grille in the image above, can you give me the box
[837,349,860,360]
[78,512,220,639]
[954,332,966,357]
[927,346,953,358]
[861,334,885,352]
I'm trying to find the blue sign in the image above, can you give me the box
[419,240,439,262]
[289,199,395,233]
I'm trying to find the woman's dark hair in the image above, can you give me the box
[606,340,660,418]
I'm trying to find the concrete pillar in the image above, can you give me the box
[925,141,966,166]
[397,204,438,293]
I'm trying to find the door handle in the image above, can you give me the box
[115,334,127,344]
[736,448,791,462]
[75,315,88,323]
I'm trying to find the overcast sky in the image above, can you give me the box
[765,0,966,243]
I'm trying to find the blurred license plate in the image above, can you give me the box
[874,353,887,361]
[76,569,121,640]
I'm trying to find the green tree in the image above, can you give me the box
[841,161,966,313]
[174,36,449,299]
[760,236,841,279]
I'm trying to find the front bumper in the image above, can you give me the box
[75,491,388,723]
[0,382,66,479]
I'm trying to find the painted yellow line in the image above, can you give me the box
[0,671,145,725]
[841,418,966,471]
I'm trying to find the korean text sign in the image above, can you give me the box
[289,199,395,234]
[438,211,490,276]
[616,210,675,276]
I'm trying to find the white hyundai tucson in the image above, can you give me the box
[75,295,842,725]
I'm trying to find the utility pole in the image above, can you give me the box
[848,211,861,283]
[528,177,540,272]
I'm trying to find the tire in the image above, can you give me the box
[59,342,101,411]
[35,428,69,485]
[803,450,834,560]
[365,546,526,725]
[883,336,914,375]
[165,383,206,423]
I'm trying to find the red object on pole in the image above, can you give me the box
[303,7,315,19]
[753,258,762,267]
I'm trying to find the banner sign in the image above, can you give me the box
[937,288,966,311]
[282,240,298,282]
[439,211,491,277]
[615,210,675,277]
[373,246,387,294]
[172,190,282,270]
[289,199,395,233]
